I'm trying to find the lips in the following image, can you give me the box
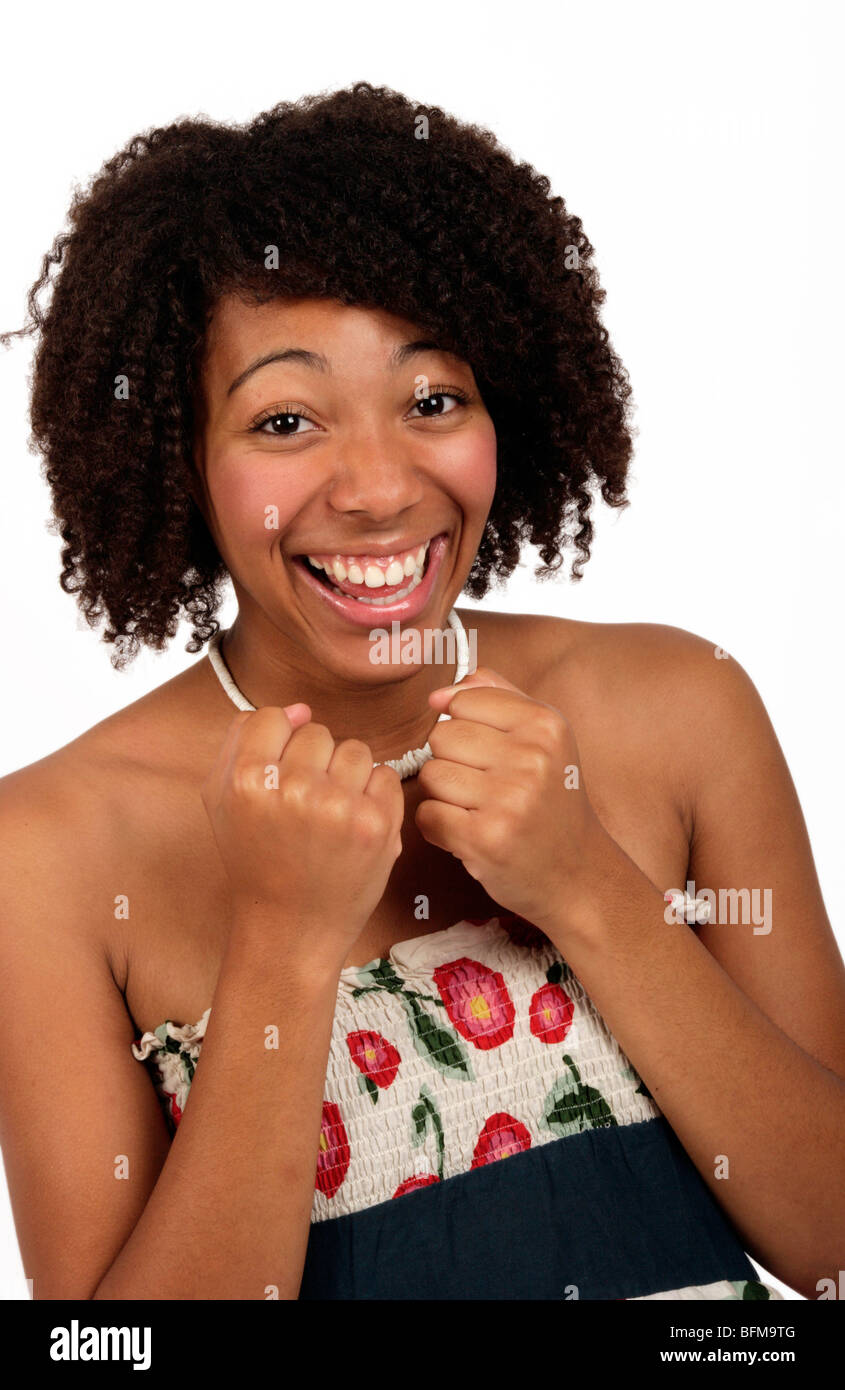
[304,540,430,603]
[290,533,449,628]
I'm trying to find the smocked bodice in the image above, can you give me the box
[131,913,782,1301]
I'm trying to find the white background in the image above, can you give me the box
[0,0,841,1302]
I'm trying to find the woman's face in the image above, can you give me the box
[194,294,497,682]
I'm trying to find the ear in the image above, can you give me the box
[428,666,524,713]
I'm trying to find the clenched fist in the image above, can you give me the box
[201,704,404,966]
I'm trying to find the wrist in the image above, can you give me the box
[532,818,665,948]
[227,898,349,983]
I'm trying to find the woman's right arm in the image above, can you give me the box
[93,906,345,1300]
[0,706,404,1300]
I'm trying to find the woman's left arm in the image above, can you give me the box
[419,634,845,1300]
[553,722,845,1302]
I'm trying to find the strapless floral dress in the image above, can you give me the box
[131,914,783,1300]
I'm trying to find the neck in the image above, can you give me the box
[212,607,461,766]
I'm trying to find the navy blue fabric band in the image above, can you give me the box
[299,1115,756,1300]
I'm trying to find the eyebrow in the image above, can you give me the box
[226,339,453,397]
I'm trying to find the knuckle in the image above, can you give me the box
[295,722,331,747]
[414,800,438,836]
[502,780,531,815]
[355,803,387,845]
[337,738,373,762]
[427,725,446,757]
[416,759,436,791]
[319,790,354,825]
[478,813,507,851]
[534,708,567,747]
[369,764,402,799]
[436,721,470,756]
[518,743,552,779]
[428,758,461,789]
[230,762,261,796]
[279,772,311,807]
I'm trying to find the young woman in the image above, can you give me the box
[0,82,842,1302]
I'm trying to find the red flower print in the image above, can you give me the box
[500,914,549,949]
[471,1113,532,1168]
[315,1101,350,1199]
[432,957,515,1050]
[529,982,574,1044]
[346,1030,401,1089]
[392,1173,441,1199]
[162,1090,182,1128]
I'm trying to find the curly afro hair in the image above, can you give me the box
[2,81,634,667]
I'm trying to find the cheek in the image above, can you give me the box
[442,424,497,516]
[206,453,311,553]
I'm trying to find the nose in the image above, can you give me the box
[326,432,425,521]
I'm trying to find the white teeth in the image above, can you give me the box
[304,537,435,605]
[308,539,432,581]
[325,560,425,605]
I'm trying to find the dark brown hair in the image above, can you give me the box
[2,81,633,666]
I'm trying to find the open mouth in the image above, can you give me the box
[290,534,449,626]
[299,539,433,604]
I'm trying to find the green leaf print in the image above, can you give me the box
[356,1071,380,1105]
[547,960,571,986]
[410,1084,445,1180]
[621,1062,654,1102]
[540,1054,618,1136]
[408,1004,474,1082]
[742,1280,771,1300]
[351,958,474,1082]
[351,959,407,994]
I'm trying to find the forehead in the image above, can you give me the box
[201,294,460,389]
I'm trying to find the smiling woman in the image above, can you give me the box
[0,81,843,1306]
[191,294,497,667]
[2,83,631,668]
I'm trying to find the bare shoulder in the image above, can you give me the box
[0,688,167,862]
[0,652,214,833]
[539,617,780,792]
[478,607,753,715]
[0,667,210,985]
[478,609,773,817]
[0,708,179,1298]
[0,739,130,999]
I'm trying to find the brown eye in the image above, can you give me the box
[250,410,318,436]
[409,388,469,419]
